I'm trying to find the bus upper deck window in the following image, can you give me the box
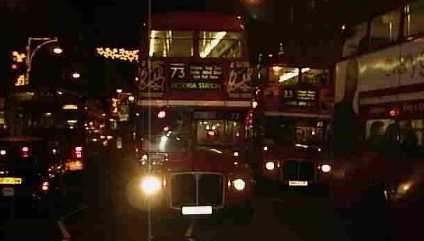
[404,1,424,37]
[199,31,243,58]
[370,10,400,48]
[149,30,193,57]
[342,22,368,57]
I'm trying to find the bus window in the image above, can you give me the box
[301,68,330,86]
[196,120,243,146]
[366,119,424,157]
[199,31,243,58]
[370,10,401,48]
[149,30,193,57]
[342,22,369,57]
[269,66,299,85]
[399,120,424,156]
[366,119,398,154]
[404,0,424,37]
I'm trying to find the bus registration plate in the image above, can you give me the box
[182,206,213,215]
[289,181,308,187]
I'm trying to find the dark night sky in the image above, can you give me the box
[0,0,272,94]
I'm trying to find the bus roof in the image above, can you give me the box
[150,12,245,32]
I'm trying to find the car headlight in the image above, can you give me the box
[320,164,332,173]
[265,161,275,171]
[140,175,162,196]
[232,178,246,191]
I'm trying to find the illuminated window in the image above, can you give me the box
[370,10,400,47]
[342,22,368,57]
[366,119,424,156]
[301,68,329,86]
[199,31,243,58]
[404,1,424,37]
[149,31,193,57]
[197,120,242,146]
[269,66,299,85]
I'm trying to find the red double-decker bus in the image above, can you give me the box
[256,57,334,190]
[332,1,424,240]
[133,12,255,221]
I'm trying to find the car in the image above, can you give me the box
[0,136,54,218]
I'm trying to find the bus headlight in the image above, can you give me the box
[140,175,162,196]
[320,164,332,173]
[232,178,246,191]
[265,161,275,171]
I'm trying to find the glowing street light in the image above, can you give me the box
[72,72,81,79]
[52,47,63,54]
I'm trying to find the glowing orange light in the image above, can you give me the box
[65,160,84,171]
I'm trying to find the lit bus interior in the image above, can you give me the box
[365,119,424,155]
[149,30,244,58]
[259,117,326,148]
[269,66,330,86]
[196,120,243,146]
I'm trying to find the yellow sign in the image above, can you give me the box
[15,74,26,86]
[0,177,23,185]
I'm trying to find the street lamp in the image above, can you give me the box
[25,37,61,85]
[53,47,63,55]
[72,72,81,79]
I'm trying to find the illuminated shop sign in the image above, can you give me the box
[169,63,223,90]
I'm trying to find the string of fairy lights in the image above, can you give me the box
[95,47,139,62]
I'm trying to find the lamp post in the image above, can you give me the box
[25,37,62,85]
[146,1,153,241]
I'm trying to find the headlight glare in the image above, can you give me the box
[140,175,162,196]
[265,161,275,171]
[320,164,332,173]
[232,178,246,191]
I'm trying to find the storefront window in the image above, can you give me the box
[404,1,424,37]
[370,10,401,48]
[149,30,193,57]
[199,31,243,58]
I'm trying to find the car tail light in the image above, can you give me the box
[21,146,30,158]
[74,146,83,159]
